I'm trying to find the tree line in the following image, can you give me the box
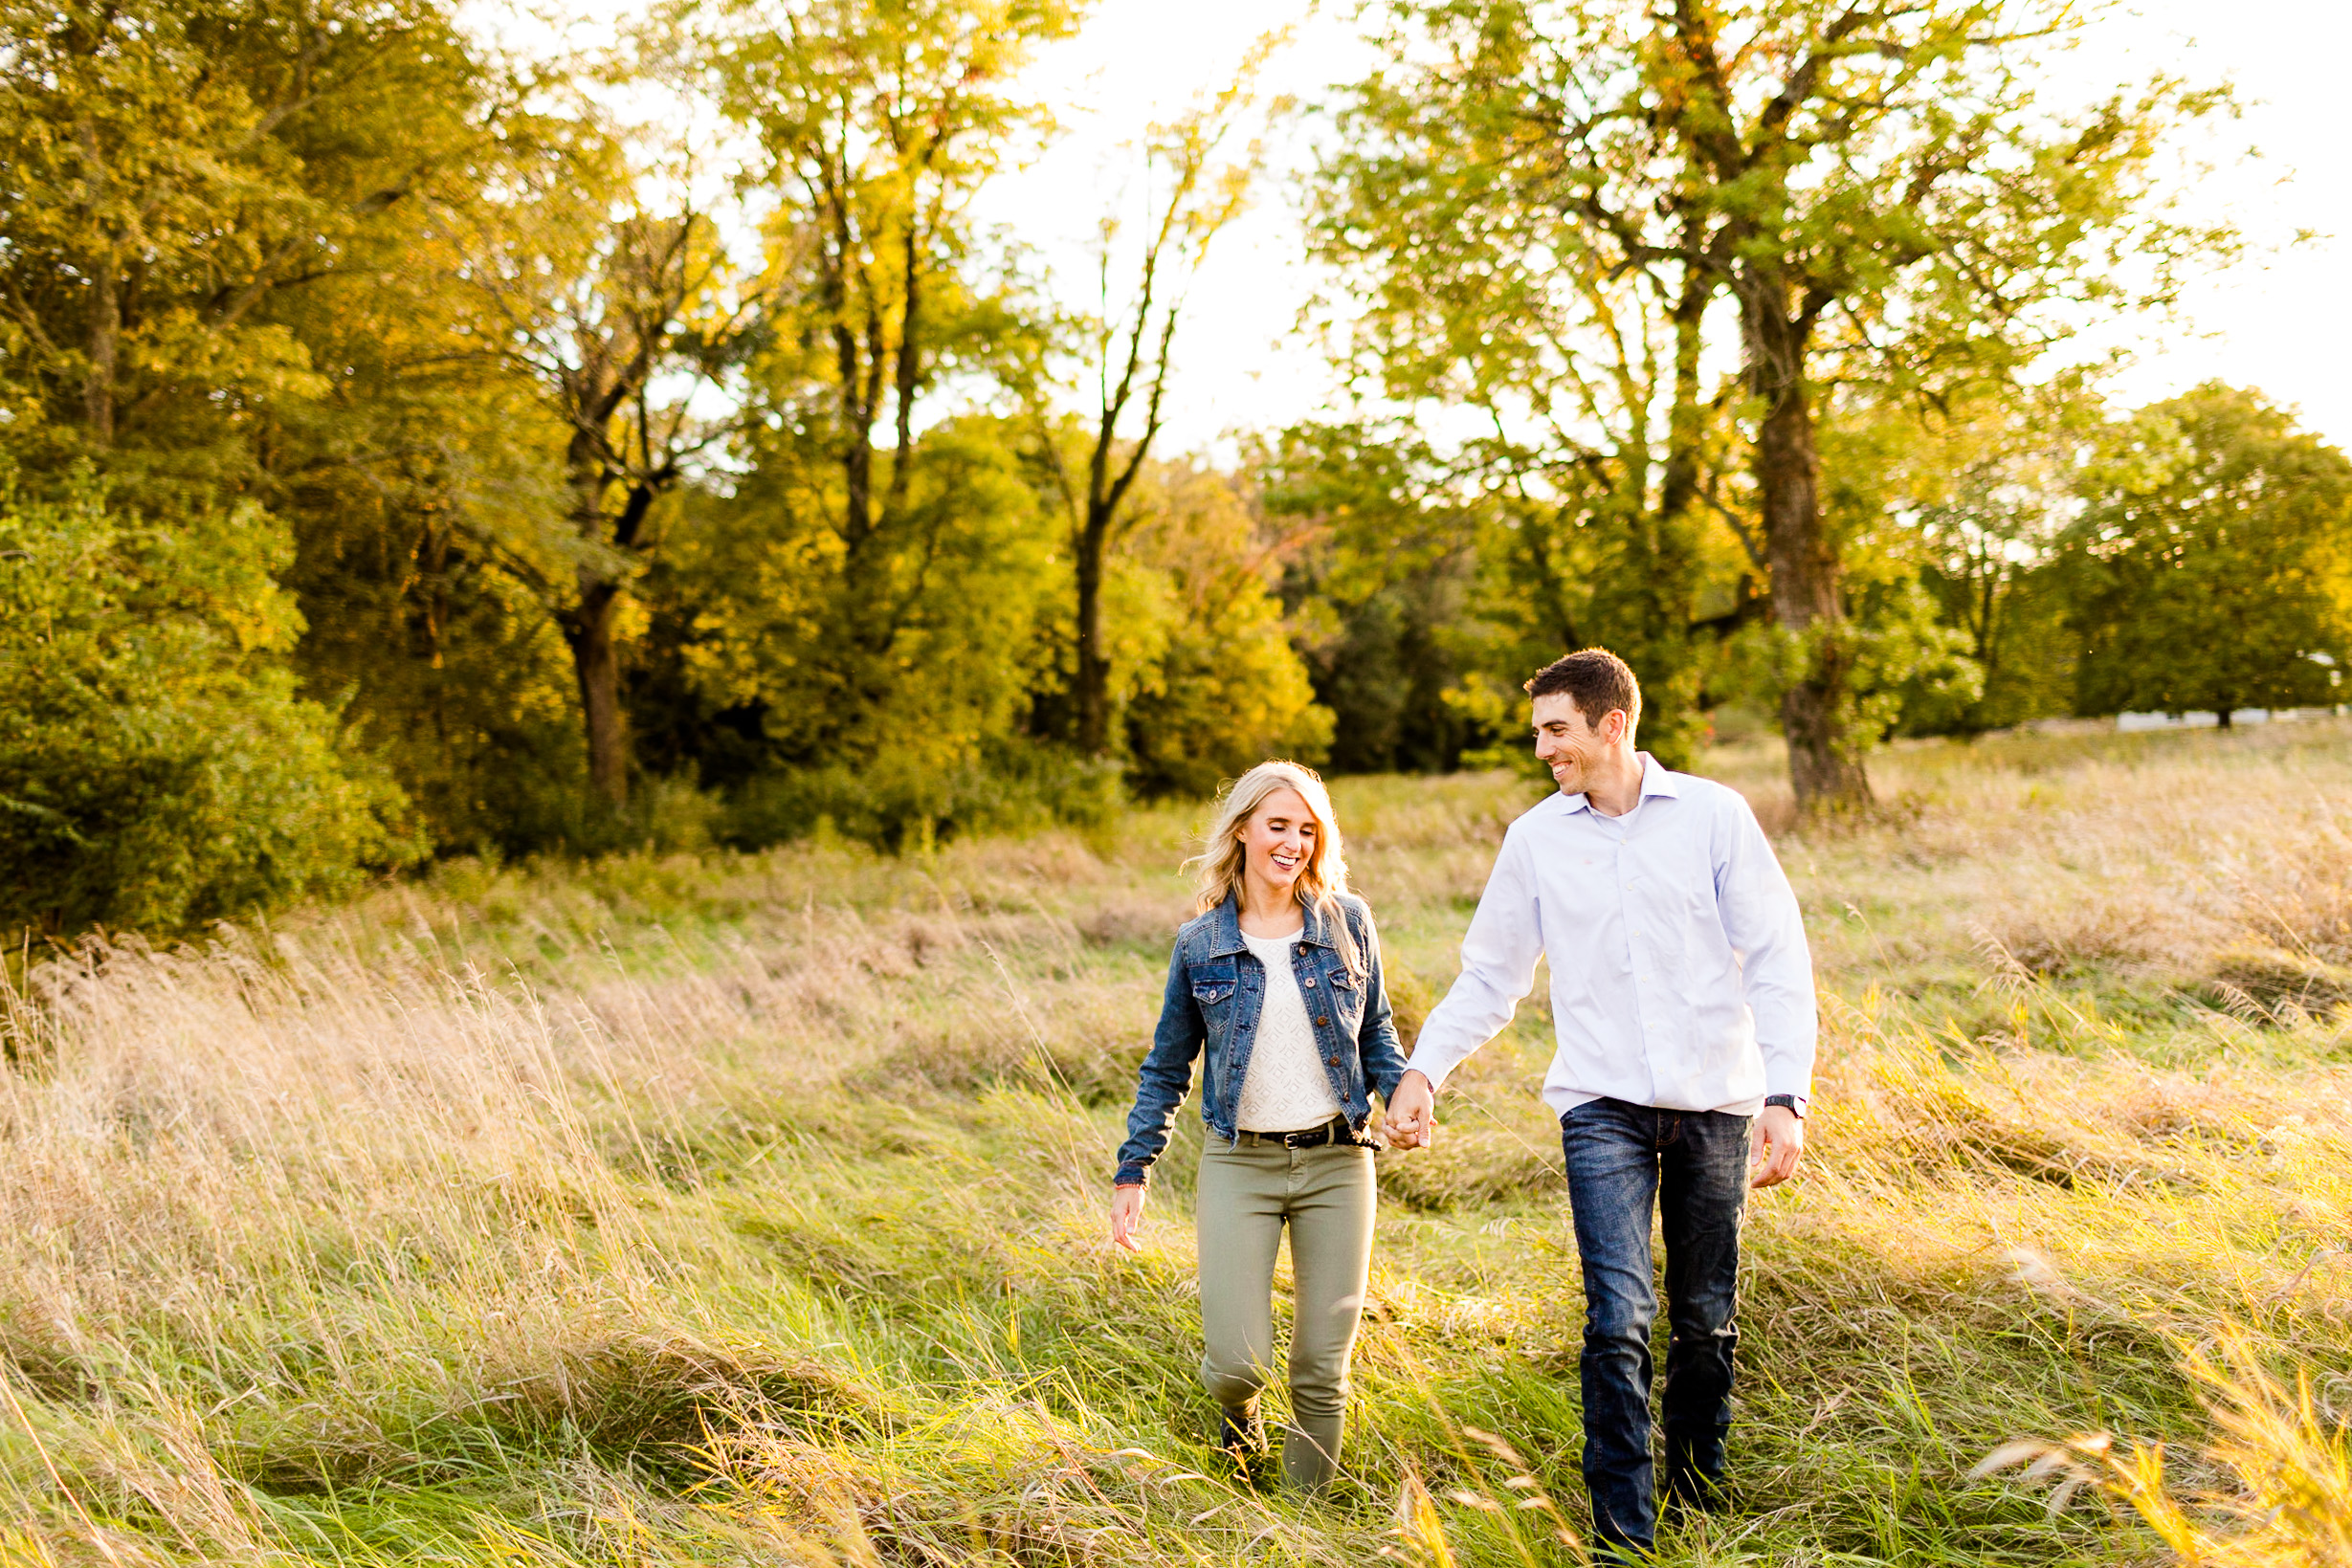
[4,0,2349,938]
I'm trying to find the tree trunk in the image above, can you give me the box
[562,438,632,810]
[1074,501,1112,755]
[1615,256,1711,763]
[1743,285,1871,809]
[1657,258,1709,525]
[83,253,118,447]
[565,573,629,808]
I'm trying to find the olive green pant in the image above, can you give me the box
[1195,1137,1376,1491]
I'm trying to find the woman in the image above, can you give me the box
[1110,761,1409,1492]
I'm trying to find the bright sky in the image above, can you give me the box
[978,0,2352,454]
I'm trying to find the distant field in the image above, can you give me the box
[1,722,2346,1565]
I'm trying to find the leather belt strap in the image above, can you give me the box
[1235,1115,1356,1149]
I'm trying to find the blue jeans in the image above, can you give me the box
[1560,1098,1752,1557]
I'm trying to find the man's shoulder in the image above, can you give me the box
[1659,768,1754,820]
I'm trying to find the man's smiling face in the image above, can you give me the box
[1532,693,1622,796]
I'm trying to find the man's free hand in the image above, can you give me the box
[1109,1184,1145,1251]
[1749,1104,1805,1188]
[1386,1070,1437,1150]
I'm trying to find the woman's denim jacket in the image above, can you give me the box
[1113,892,1409,1186]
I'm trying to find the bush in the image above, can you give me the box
[718,742,1124,853]
[0,485,417,936]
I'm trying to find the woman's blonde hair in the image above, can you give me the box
[1188,761,1359,969]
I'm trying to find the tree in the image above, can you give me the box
[1258,425,1494,773]
[1115,460,1334,795]
[1323,0,2227,806]
[1032,51,1271,756]
[460,168,756,808]
[0,0,594,853]
[1897,386,2094,732]
[0,0,494,472]
[634,412,1065,787]
[2065,385,2352,724]
[687,0,1075,751]
[1312,8,1733,769]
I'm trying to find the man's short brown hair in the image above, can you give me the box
[1524,648,1641,733]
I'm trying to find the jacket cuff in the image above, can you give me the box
[1113,1163,1149,1188]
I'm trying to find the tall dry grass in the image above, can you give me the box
[0,722,2343,1564]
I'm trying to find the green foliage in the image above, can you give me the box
[2065,385,2352,720]
[642,428,1327,837]
[1313,0,2233,806]
[1115,463,1333,796]
[1261,423,1723,773]
[0,0,498,470]
[0,486,415,936]
[1890,386,2109,734]
[654,416,1062,771]
[721,744,1124,852]
[0,0,2310,941]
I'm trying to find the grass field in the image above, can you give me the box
[2,720,2349,1565]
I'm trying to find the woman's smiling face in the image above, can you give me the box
[1242,785,1320,900]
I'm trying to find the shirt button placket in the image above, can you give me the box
[1623,843,1659,1103]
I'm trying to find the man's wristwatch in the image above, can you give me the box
[1764,1093,1808,1120]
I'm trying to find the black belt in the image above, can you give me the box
[1235,1116,1359,1149]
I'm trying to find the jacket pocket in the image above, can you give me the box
[1189,958,1239,1007]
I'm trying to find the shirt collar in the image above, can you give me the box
[1560,752,1681,815]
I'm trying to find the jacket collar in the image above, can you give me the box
[1206,891,1335,957]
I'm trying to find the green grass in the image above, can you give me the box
[1,722,2347,1564]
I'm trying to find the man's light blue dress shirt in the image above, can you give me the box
[1405,753,1817,1117]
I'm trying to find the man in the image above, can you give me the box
[1386,649,1814,1559]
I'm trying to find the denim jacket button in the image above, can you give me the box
[1316,1016,1330,1027]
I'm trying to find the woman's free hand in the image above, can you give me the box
[1110,1183,1145,1251]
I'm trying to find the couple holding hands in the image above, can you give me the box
[1108,649,1816,1560]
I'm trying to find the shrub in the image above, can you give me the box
[0,485,416,936]
[719,742,1123,852]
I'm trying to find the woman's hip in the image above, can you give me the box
[1197,1137,1373,1222]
